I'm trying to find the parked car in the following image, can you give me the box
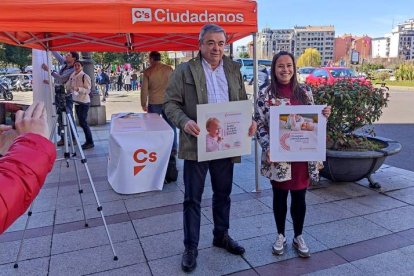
[305,67,368,85]
[235,58,254,81]
[24,65,33,73]
[297,67,315,83]
[234,58,272,81]
[0,67,21,74]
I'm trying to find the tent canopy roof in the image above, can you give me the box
[0,0,257,52]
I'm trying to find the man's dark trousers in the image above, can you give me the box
[183,158,234,250]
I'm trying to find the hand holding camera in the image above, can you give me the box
[15,102,49,139]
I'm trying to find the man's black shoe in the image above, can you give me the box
[181,248,198,272]
[213,234,245,255]
[81,143,95,150]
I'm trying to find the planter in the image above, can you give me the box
[320,136,402,188]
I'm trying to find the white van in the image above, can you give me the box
[235,58,271,81]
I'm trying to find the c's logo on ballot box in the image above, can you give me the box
[133,149,157,175]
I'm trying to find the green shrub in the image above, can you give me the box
[310,80,389,150]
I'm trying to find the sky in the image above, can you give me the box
[234,0,414,47]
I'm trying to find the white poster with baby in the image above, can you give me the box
[197,100,252,162]
[269,105,327,162]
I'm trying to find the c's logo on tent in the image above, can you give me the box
[133,149,157,175]
[132,8,152,23]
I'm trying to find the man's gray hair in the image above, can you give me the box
[199,24,227,43]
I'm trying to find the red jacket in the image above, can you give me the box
[0,133,56,234]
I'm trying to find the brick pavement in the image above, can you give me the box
[1,89,414,275]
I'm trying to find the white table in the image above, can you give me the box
[108,113,174,194]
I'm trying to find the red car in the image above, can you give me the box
[305,67,369,85]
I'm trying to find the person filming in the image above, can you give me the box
[0,102,57,234]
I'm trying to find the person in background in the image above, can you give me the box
[131,70,138,91]
[249,64,270,90]
[99,70,110,102]
[164,24,257,273]
[41,51,79,146]
[254,51,331,258]
[109,70,117,92]
[116,72,123,91]
[0,102,56,234]
[65,60,94,150]
[141,51,177,155]
[123,71,131,91]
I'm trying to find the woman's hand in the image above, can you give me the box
[248,120,257,136]
[272,99,281,106]
[322,106,332,118]
[266,149,273,164]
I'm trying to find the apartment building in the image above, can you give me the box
[372,18,414,60]
[293,25,335,66]
[372,36,390,58]
[394,18,414,60]
[256,28,294,59]
[334,35,353,63]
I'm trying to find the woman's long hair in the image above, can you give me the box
[266,51,309,104]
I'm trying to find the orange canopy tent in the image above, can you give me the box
[0,0,262,191]
[0,0,257,52]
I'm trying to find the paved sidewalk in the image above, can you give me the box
[1,91,414,275]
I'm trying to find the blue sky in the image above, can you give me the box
[235,0,413,46]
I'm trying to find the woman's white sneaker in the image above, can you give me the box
[272,234,287,255]
[293,235,310,258]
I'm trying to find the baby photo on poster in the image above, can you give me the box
[270,105,327,162]
[279,113,318,152]
[197,101,252,161]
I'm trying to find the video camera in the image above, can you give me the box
[54,85,71,113]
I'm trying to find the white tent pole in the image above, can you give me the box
[45,50,57,141]
[32,49,56,141]
[252,32,260,193]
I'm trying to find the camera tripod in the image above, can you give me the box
[13,109,118,268]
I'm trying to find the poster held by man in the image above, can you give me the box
[197,100,252,162]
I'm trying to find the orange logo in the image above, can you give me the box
[133,149,157,175]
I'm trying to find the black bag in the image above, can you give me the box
[165,155,178,183]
